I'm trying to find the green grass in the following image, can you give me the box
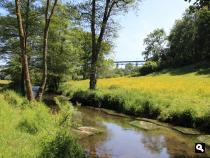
[61,66,210,133]
[0,90,87,158]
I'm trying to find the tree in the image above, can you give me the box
[124,63,136,75]
[1,0,42,97]
[167,9,210,66]
[142,28,167,62]
[15,0,33,101]
[77,0,139,89]
[45,6,83,92]
[185,0,210,11]
[71,28,113,79]
[36,0,58,101]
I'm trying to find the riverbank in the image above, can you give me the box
[0,90,88,158]
[61,68,210,133]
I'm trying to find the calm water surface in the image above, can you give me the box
[77,107,209,158]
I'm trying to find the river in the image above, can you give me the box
[76,106,208,158]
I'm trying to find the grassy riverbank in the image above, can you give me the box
[0,90,87,158]
[62,67,210,133]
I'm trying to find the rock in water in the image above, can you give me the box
[130,120,160,130]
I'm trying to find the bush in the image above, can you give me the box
[39,131,88,158]
[101,94,125,112]
[139,61,158,75]
[138,100,161,119]
[164,109,196,127]
[71,90,101,107]
[195,112,210,133]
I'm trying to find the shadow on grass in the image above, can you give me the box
[148,62,210,77]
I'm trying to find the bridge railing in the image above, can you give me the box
[114,60,145,68]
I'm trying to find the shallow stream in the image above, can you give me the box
[77,107,209,158]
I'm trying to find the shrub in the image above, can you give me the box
[195,112,210,133]
[165,109,196,127]
[39,131,88,158]
[138,100,161,119]
[101,94,125,112]
[139,61,158,75]
[71,90,101,107]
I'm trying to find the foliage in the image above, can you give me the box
[0,90,86,158]
[39,131,88,158]
[0,2,114,93]
[142,28,167,62]
[76,0,139,89]
[184,0,210,11]
[167,9,210,66]
[141,8,210,75]
[139,61,158,75]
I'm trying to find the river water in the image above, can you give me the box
[77,107,208,158]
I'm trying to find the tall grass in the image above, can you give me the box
[62,70,210,133]
[0,90,87,158]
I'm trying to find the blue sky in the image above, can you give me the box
[113,0,190,61]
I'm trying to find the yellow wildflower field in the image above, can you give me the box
[0,80,11,85]
[69,72,210,116]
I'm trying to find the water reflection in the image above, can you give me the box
[78,107,208,158]
[141,134,166,154]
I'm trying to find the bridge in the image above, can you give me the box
[114,60,145,68]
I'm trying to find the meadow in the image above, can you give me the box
[0,80,11,85]
[63,68,210,133]
[0,90,87,158]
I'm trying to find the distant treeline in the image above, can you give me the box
[140,8,210,75]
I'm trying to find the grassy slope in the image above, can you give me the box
[64,66,210,132]
[0,90,87,158]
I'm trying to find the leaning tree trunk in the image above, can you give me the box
[15,0,33,101]
[36,27,49,101]
[36,0,58,101]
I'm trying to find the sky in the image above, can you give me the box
[113,0,190,61]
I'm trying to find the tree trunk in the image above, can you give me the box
[36,27,49,101]
[20,66,25,96]
[89,0,113,89]
[90,0,97,90]
[36,0,58,101]
[89,52,98,89]
[15,0,33,101]
[22,54,33,100]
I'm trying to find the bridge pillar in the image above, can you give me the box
[116,63,119,69]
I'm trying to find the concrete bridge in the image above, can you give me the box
[114,60,145,68]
